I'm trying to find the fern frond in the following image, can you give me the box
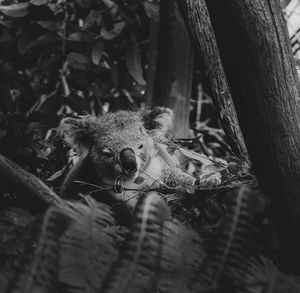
[158,219,205,293]
[58,198,123,293]
[201,185,262,287]
[0,208,38,293]
[6,207,69,293]
[0,207,34,246]
[101,191,170,293]
[241,257,300,293]
[0,198,121,293]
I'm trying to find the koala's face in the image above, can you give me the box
[61,107,173,182]
[89,113,156,180]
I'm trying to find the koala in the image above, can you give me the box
[60,107,197,209]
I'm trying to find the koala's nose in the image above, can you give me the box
[120,148,138,174]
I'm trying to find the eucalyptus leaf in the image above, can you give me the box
[0,3,29,18]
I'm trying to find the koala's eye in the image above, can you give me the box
[138,144,144,150]
[101,148,114,158]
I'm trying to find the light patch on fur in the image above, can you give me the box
[102,156,164,208]
[155,113,173,133]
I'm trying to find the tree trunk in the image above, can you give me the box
[145,3,159,108]
[176,0,248,161]
[205,0,300,271]
[152,0,193,138]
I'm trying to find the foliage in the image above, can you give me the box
[1,0,299,292]
[1,187,299,293]
[0,0,159,183]
[0,0,230,180]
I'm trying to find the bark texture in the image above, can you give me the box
[145,4,159,107]
[176,0,248,160]
[204,0,300,271]
[0,154,65,207]
[152,0,193,138]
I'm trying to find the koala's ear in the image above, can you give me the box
[59,116,95,149]
[142,107,173,136]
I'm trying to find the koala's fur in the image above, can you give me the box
[60,107,196,209]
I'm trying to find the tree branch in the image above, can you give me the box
[176,0,248,161]
[0,154,65,208]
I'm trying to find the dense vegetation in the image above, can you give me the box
[1,0,300,292]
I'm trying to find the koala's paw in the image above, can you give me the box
[196,173,222,188]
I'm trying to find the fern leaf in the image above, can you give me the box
[0,208,38,293]
[101,191,170,293]
[158,220,205,293]
[242,257,300,293]
[58,198,122,293]
[201,185,262,287]
[6,207,69,293]
[0,198,121,293]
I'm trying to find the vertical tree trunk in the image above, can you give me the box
[204,0,300,271]
[145,3,159,108]
[176,0,248,161]
[152,0,193,138]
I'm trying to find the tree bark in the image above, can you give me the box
[0,154,65,208]
[204,0,300,271]
[152,0,193,138]
[145,3,159,108]
[176,0,248,161]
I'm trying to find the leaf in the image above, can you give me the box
[30,0,48,5]
[29,142,49,160]
[67,31,94,42]
[158,220,205,292]
[202,186,261,285]
[143,2,159,19]
[225,155,241,164]
[47,3,63,14]
[25,32,61,52]
[31,55,61,74]
[134,177,145,185]
[178,147,214,165]
[185,185,195,194]
[0,19,17,27]
[17,23,41,54]
[29,91,60,116]
[0,3,29,18]
[227,162,240,175]
[126,44,146,85]
[67,52,92,70]
[46,168,65,181]
[83,10,103,29]
[202,163,226,175]
[101,0,114,8]
[166,146,176,155]
[37,19,62,31]
[102,192,170,292]
[91,39,104,65]
[157,143,179,167]
[4,208,68,293]
[101,21,126,40]
[76,0,92,8]
[59,200,120,293]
